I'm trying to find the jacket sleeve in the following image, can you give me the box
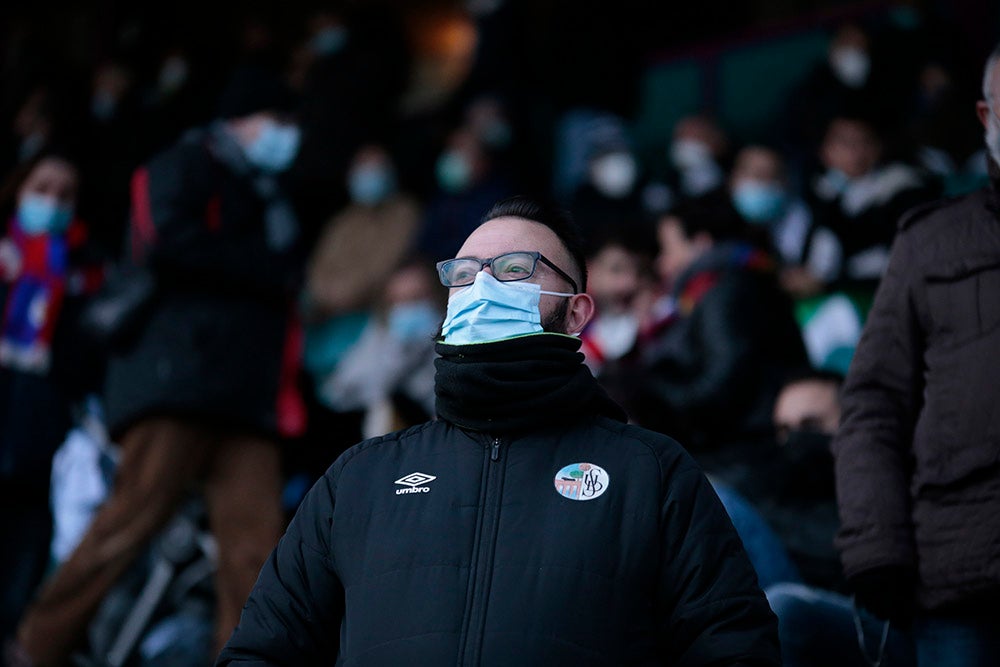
[136,146,294,296]
[216,473,344,666]
[646,279,755,417]
[656,463,781,666]
[831,227,923,579]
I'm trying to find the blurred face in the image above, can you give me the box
[386,264,436,307]
[976,59,1000,153]
[773,380,841,442]
[452,216,592,334]
[821,118,881,179]
[730,147,783,188]
[656,217,708,285]
[18,157,78,210]
[586,244,641,313]
[673,116,727,157]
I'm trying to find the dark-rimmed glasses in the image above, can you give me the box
[436,251,578,293]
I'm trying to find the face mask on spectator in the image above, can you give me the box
[670,139,713,171]
[732,180,787,224]
[441,271,572,345]
[349,165,396,205]
[830,47,870,89]
[590,152,638,198]
[436,151,473,194]
[986,105,1000,166]
[246,120,301,173]
[387,301,440,342]
[17,193,73,236]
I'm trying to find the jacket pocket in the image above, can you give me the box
[925,258,1000,346]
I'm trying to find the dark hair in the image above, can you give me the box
[480,196,588,292]
[781,367,845,390]
[665,192,748,244]
[0,150,80,219]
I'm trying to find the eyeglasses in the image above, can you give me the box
[436,251,578,293]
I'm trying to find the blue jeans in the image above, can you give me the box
[914,613,1000,667]
[712,482,802,589]
[766,582,916,667]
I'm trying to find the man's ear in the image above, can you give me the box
[565,292,596,335]
[977,100,991,130]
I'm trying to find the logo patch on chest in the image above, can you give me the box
[554,463,609,501]
[395,472,436,495]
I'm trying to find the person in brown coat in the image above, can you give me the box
[832,44,1000,666]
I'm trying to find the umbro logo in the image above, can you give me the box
[395,472,437,495]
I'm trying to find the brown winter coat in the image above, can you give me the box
[833,177,1000,610]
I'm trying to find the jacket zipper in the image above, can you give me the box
[457,435,506,667]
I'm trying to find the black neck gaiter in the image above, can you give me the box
[434,333,627,433]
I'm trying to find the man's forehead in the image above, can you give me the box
[456,216,564,259]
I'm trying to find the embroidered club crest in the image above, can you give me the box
[554,462,609,501]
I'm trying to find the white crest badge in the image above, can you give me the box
[554,462,609,501]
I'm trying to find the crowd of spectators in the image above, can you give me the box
[1,1,997,665]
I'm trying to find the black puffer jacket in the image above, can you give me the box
[103,126,304,439]
[637,243,807,450]
[833,174,1000,610]
[218,334,779,666]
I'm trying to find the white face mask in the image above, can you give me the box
[830,47,870,89]
[986,105,1000,166]
[670,139,713,171]
[590,152,638,198]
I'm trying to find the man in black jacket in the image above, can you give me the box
[636,195,807,461]
[217,196,779,666]
[832,45,1000,665]
[13,66,305,667]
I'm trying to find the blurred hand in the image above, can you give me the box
[0,239,22,281]
[850,565,916,626]
[780,265,824,298]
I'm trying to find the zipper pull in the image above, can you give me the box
[490,438,501,461]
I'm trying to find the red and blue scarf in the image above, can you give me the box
[0,217,98,374]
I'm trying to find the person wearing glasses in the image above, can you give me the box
[217,196,779,667]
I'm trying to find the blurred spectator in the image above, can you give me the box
[666,114,729,198]
[804,113,936,291]
[634,194,807,460]
[831,45,1000,665]
[290,5,410,225]
[579,226,656,380]
[781,22,884,169]
[301,142,423,452]
[752,371,917,667]
[14,66,305,664]
[305,144,421,319]
[317,257,441,439]
[0,152,104,645]
[726,144,836,290]
[417,126,514,260]
[1,84,83,172]
[568,131,650,245]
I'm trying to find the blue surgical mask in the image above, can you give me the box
[17,194,73,236]
[387,301,440,342]
[349,165,396,205]
[441,271,573,345]
[436,151,472,194]
[246,121,301,173]
[732,181,787,224]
